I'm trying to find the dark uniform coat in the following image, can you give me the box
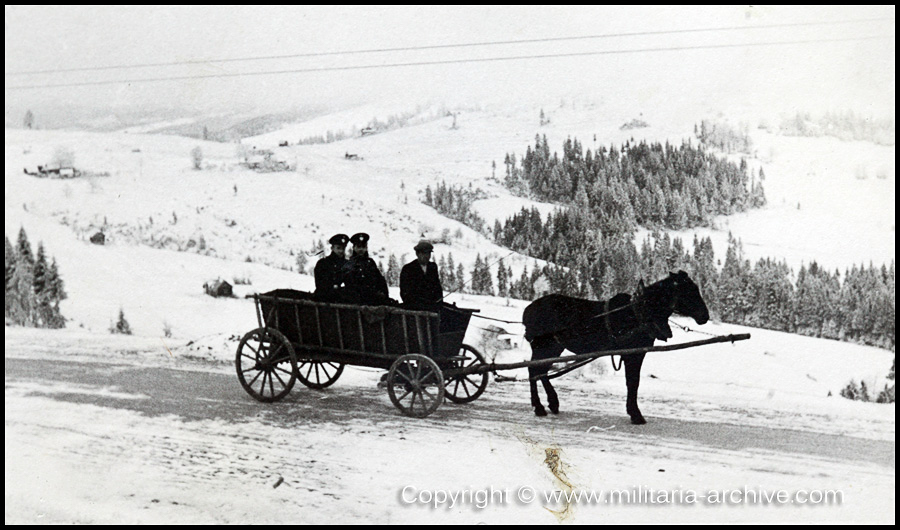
[314,252,346,300]
[342,254,390,305]
[400,260,443,307]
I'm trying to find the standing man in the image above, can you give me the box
[314,233,348,301]
[400,240,443,310]
[342,232,391,305]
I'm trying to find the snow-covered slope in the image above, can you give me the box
[7,101,894,278]
[5,100,895,373]
[4,101,895,525]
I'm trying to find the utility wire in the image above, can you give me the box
[6,34,892,91]
[5,16,893,76]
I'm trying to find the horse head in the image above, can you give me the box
[669,270,709,325]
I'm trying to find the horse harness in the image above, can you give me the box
[541,282,678,373]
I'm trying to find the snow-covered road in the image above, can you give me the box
[5,332,895,524]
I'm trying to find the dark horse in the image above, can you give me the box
[522,270,709,423]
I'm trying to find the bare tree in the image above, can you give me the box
[191,146,203,170]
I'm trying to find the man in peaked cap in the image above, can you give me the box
[313,233,349,301]
[341,232,392,305]
[399,239,443,310]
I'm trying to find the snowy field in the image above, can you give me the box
[5,97,895,523]
[5,324,895,524]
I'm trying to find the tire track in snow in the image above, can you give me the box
[5,356,894,470]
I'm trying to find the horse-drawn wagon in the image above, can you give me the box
[235,272,751,421]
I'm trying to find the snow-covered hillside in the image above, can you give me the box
[5,100,895,527]
[5,99,895,331]
[5,102,896,421]
[7,104,894,281]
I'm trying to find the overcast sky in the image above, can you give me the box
[4,5,896,118]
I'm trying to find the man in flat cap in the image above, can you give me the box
[342,232,392,305]
[399,239,443,310]
[314,233,349,301]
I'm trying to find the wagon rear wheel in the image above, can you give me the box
[444,344,490,404]
[235,327,297,403]
[387,354,444,418]
[296,360,344,389]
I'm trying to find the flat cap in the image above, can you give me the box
[350,232,370,246]
[328,233,349,245]
[413,239,434,252]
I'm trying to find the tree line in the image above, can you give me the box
[417,134,891,352]
[495,223,895,352]
[422,180,488,234]
[777,110,895,146]
[5,227,67,328]
[503,135,766,232]
[695,119,754,154]
[374,250,539,301]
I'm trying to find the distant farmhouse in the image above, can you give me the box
[23,165,79,179]
[239,148,293,172]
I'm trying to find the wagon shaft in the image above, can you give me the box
[449,333,752,377]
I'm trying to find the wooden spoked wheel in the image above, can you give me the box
[296,360,344,389]
[235,327,297,403]
[444,344,490,404]
[387,354,445,418]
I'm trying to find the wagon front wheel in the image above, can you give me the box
[445,344,490,404]
[235,327,297,403]
[387,354,444,418]
[297,360,344,389]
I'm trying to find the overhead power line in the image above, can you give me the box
[4,16,894,77]
[5,34,893,91]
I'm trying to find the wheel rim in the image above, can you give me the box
[445,345,489,404]
[297,360,344,389]
[235,328,297,402]
[388,354,444,418]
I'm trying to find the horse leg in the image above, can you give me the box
[624,352,647,425]
[528,367,547,417]
[541,377,559,414]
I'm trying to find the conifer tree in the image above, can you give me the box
[386,254,400,287]
[859,380,870,402]
[497,261,508,297]
[8,228,37,325]
[16,227,34,269]
[481,256,494,296]
[5,236,15,296]
[438,255,448,287]
[32,243,51,327]
[517,264,532,300]
[112,308,132,335]
[33,243,48,299]
[45,257,66,328]
[5,236,16,318]
[840,379,859,400]
[446,253,457,292]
